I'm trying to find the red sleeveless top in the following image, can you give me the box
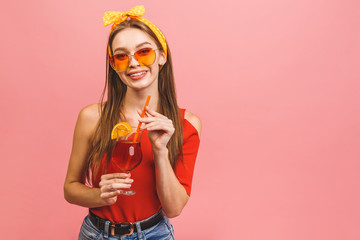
[90,108,200,223]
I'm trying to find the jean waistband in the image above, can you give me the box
[88,209,164,236]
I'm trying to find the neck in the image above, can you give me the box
[123,86,159,115]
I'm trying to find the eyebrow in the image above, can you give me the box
[113,42,152,53]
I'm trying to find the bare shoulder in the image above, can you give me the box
[184,110,202,138]
[76,103,102,135]
[79,103,102,122]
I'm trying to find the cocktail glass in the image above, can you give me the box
[111,128,144,195]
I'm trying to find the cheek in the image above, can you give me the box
[116,73,128,84]
[149,69,159,79]
[150,63,160,74]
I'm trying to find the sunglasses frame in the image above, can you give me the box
[108,45,160,72]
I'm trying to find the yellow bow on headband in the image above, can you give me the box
[103,5,167,56]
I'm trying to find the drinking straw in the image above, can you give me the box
[133,95,151,143]
[123,96,151,170]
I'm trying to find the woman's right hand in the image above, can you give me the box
[99,173,133,205]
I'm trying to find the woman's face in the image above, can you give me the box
[111,28,166,91]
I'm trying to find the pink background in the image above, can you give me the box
[1,0,359,239]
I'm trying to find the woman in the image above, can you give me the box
[64,5,201,240]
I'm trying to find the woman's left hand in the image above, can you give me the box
[138,106,175,152]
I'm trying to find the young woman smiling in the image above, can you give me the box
[64,6,201,240]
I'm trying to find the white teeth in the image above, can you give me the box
[129,71,146,77]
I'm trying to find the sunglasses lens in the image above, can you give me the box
[135,48,156,66]
[110,53,129,72]
[109,48,156,72]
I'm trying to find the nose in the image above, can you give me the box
[128,54,140,68]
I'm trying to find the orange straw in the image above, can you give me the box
[123,96,151,170]
[133,95,151,143]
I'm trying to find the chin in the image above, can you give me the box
[120,70,158,90]
[129,79,156,91]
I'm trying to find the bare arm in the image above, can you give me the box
[139,107,202,218]
[153,148,189,218]
[63,104,132,208]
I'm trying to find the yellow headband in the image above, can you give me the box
[103,5,167,57]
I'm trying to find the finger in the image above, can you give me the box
[99,178,134,187]
[139,116,158,123]
[145,121,171,130]
[101,184,116,193]
[100,177,131,188]
[100,190,120,199]
[146,118,174,127]
[111,182,132,189]
[142,110,152,118]
[101,172,131,181]
[142,121,171,133]
[147,125,172,133]
[147,122,174,133]
[138,107,151,118]
[137,109,143,117]
[101,182,132,193]
[144,106,155,117]
[101,172,131,180]
[139,116,170,125]
[145,106,168,119]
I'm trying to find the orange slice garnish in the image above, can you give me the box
[111,122,133,140]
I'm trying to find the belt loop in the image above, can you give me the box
[104,220,110,239]
[135,222,144,240]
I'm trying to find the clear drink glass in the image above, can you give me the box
[111,128,144,195]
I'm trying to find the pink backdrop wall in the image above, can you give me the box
[1,0,359,239]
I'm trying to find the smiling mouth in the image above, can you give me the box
[128,71,147,77]
[127,71,148,80]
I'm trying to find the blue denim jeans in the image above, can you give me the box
[78,210,175,240]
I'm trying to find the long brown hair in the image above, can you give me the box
[85,19,183,182]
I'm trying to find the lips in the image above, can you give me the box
[127,70,147,76]
[127,70,147,80]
